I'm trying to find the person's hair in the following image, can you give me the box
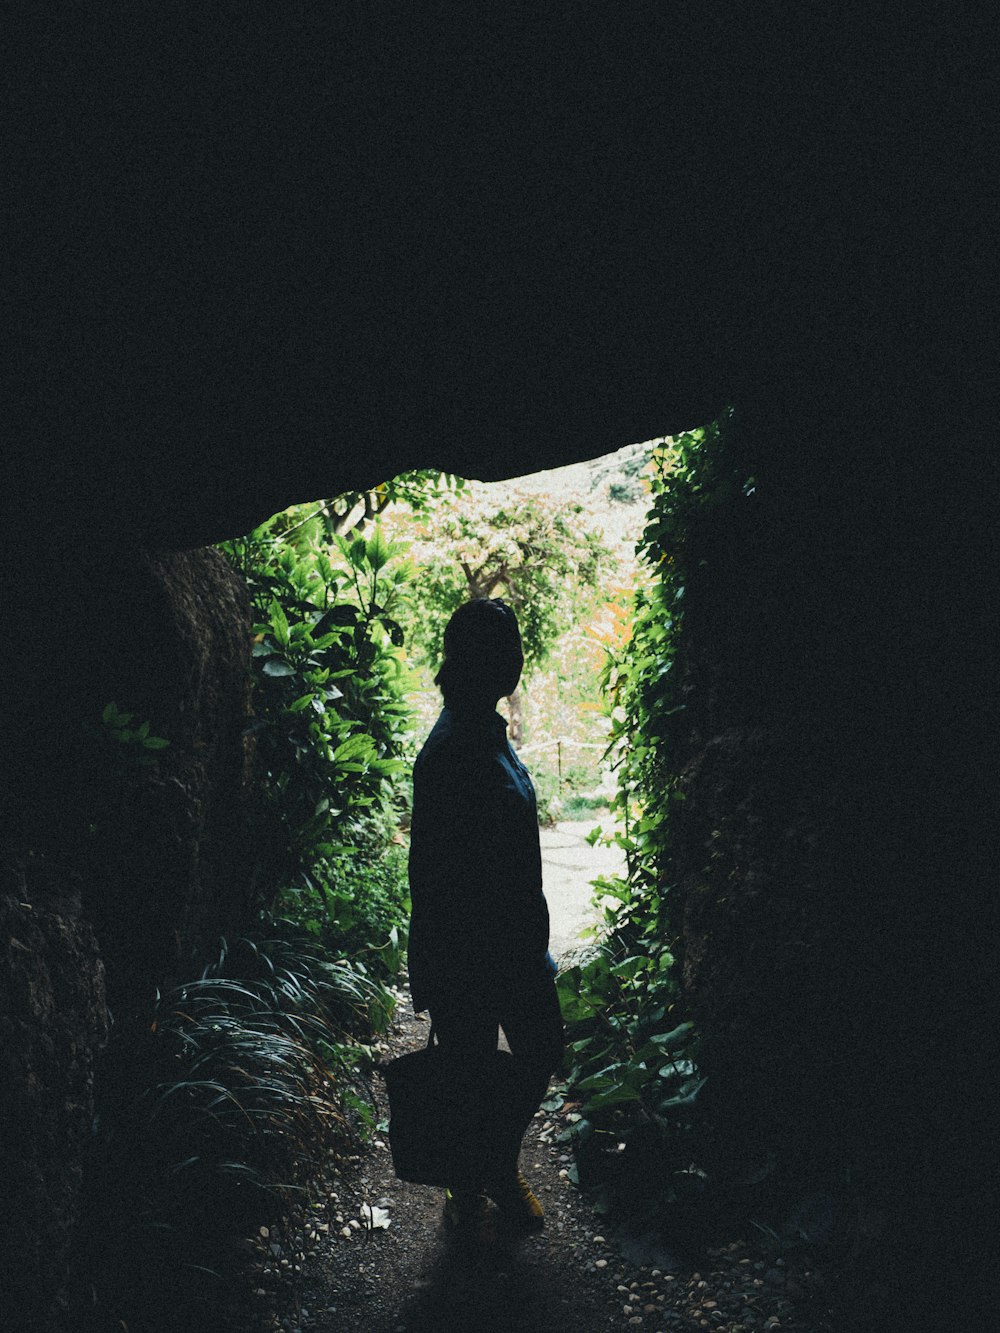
[434,598,524,707]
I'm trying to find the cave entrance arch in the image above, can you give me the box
[226,436,679,981]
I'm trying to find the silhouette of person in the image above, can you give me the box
[407,597,564,1233]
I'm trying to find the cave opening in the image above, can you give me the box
[4,6,995,1325]
[5,395,995,1332]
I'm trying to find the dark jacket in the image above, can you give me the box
[407,705,552,1012]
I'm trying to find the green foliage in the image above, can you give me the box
[272,470,466,545]
[557,414,742,1189]
[96,701,172,763]
[274,842,411,987]
[560,790,611,819]
[396,484,612,674]
[555,868,701,1136]
[532,760,610,826]
[72,702,173,847]
[217,504,420,1169]
[220,512,414,950]
[77,701,171,791]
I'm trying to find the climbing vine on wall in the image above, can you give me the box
[555,412,745,1204]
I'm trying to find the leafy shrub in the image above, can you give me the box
[556,415,744,1215]
[88,700,171,767]
[274,841,410,984]
[72,504,428,1329]
[222,515,413,877]
[560,790,612,819]
[219,513,415,982]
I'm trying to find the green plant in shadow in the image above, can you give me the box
[555,415,745,1213]
[93,701,171,767]
[77,929,382,1331]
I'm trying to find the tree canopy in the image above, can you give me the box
[396,483,611,675]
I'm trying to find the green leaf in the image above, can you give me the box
[262,659,296,677]
[333,734,377,763]
[556,988,597,1023]
[102,703,133,728]
[587,1084,642,1111]
[313,605,358,633]
[611,956,650,981]
[366,528,389,573]
[383,617,405,647]
[349,537,367,567]
[577,1061,628,1092]
[567,1036,603,1054]
[142,736,170,750]
[656,1077,706,1113]
[269,599,291,648]
[658,1060,696,1079]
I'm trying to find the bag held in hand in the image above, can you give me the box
[381,1027,517,1189]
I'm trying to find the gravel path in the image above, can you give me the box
[242,824,834,1332]
[539,818,624,959]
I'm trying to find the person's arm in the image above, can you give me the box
[407,745,485,1006]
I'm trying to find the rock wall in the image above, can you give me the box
[668,397,998,1319]
[75,547,261,1032]
[6,546,258,1021]
[0,862,108,1331]
[1,544,259,1326]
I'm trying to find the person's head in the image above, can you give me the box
[434,598,524,709]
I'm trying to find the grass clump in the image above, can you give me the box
[73,929,381,1332]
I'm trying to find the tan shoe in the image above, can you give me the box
[491,1172,545,1233]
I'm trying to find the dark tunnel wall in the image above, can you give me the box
[1,548,263,1328]
[666,394,998,1321]
[2,6,996,1328]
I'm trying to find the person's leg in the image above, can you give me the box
[499,972,565,1144]
[426,998,500,1211]
[488,973,564,1224]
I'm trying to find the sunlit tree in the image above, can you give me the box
[396,484,611,739]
